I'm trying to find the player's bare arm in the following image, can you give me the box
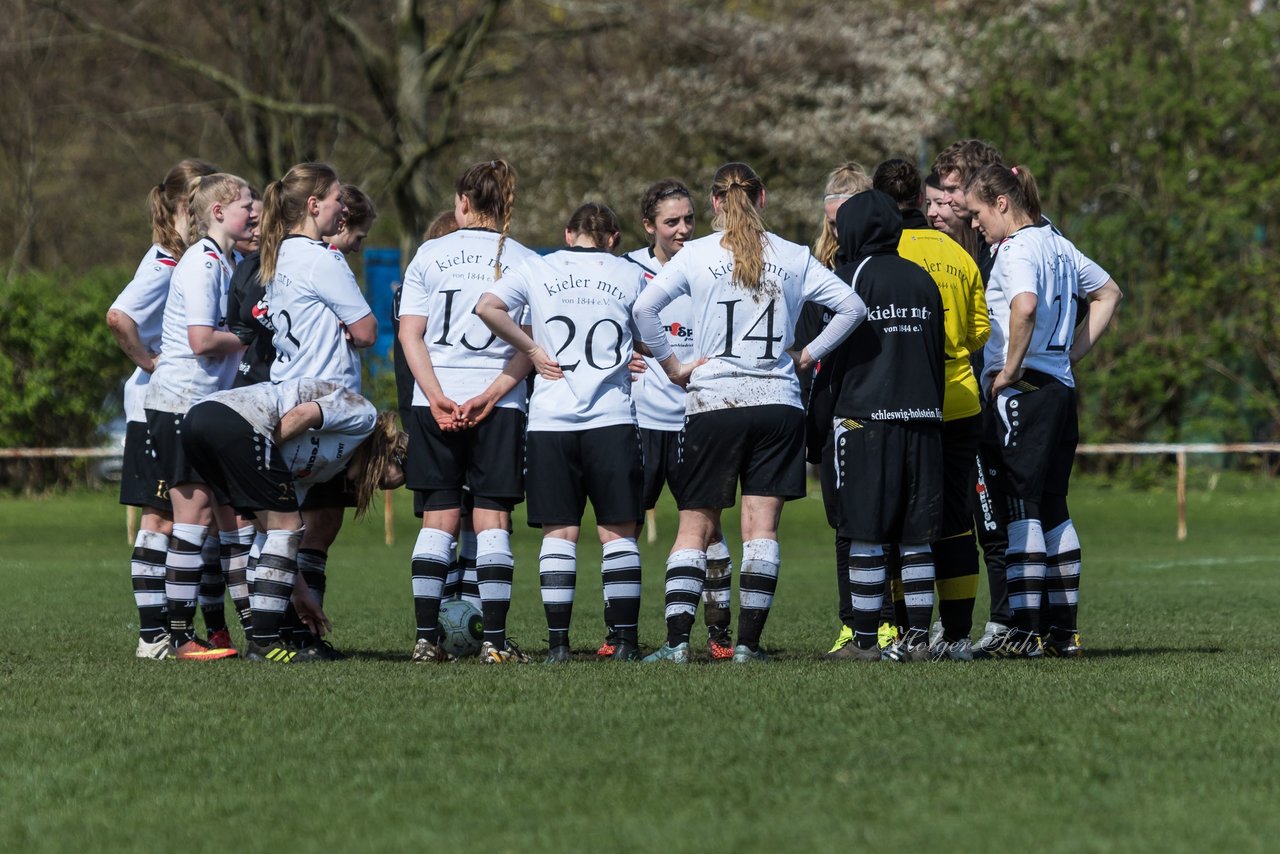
[398,313,459,430]
[474,293,563,381]
[105,307,157,374]
[1069,278,1123,367]
[992,291,1037,397]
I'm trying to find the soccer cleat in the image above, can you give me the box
[884,640,931,662]
[172,636,238,661]
[974,621,1012,654]
[245,640,324,663]
[596,639,618,658]
[294,633,346,661]
[877,621,899,650]
[731,645,769,664]
[823,641,884,662]
[1044,631,1084,658]
[707,628,734,661]
[207,628,236,653]
[826,624,854,655]
[972,629,1044,660]
[929,620,945,648]
[410,638,454,663]
[544,645,571,664]
[641,642,690,664]
[480,640,531,664]
[929,637,975,662]
[135,634,172,660]
[610,641,643,661]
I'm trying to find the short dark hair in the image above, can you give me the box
[872,159,922,207]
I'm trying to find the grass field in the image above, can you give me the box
[1,472,1277,852]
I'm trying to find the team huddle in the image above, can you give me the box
[106,139,1121,665]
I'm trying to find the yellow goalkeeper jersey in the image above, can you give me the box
[897,220,988,421]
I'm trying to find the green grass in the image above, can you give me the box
[1,473,1277,852]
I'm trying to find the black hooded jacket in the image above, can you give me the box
[821,190,945,422]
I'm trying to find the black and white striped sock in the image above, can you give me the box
[737,538,780,651]
[165,523,208,643]
[131,529,168,643]
[251,529,302,643]
[198,533,226,633]
[601,537,641,645]
[849,541,886,649]
[663,548,706,647]
[1044,519,1081,640]
[539,537,576,649]
[411,528,454,643]
[458,528,481,608]
[899,542,936,644]
[297,548,328,608]
[221,525,256,636]
[703,536,733,634]
[476,529,514,648]
[1006,518,1047,636]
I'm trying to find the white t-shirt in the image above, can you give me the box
[487,247,644,432]
[145,236,240,413]
[983,222,1110,390]
[200,378,377,502]
[267,236,372,393]
[624,247,692,431]
[399,228,536,411]
[110,245,176,423]
[635,231,856,414]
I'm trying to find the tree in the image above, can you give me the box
[955,0,1280,443]
[44,0,511,248]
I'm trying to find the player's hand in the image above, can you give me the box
[429,395,462,431]
[628,352,647,382]
[528,346,563,381]
[666,357,706,389]
[790,347,815,372]
[989,366,1022,399]
[457,393,497,428]
[292,582,332,637]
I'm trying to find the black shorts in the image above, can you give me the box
[118,420,172,511]
[405,405,525,512]
[299,469,357,510]
[181,401,298,515]
[940,414,981,538]
[980,372,1078,521]
[526,425,643,527]
[640,427,680,510]
[673,404,806,511]
[834,418,943,544]
[144,408,206,491]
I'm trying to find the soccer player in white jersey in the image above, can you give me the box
[476,202,647,662]
[633,162,868,663]
[263,163,376,393]
[143,172,256,661]
[106,159,218,659]
[613,178,736,661]
[398,159,537,664]
[181,379,405,663]
[964,164,1122,658]
[254,174,378,657]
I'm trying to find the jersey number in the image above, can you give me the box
[547,315,625,371]
[274,309,301,362]
[434,289,495,351]
[718,298,782,359]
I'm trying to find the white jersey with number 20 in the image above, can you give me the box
[487,247,645,432]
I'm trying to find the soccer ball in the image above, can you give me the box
[438,599,484,658]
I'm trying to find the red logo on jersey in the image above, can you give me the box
[668,322,693,339]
